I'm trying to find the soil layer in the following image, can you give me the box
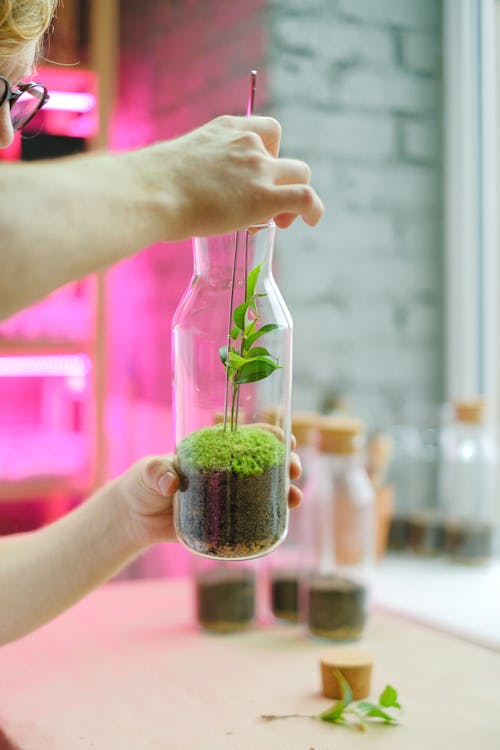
[270,570,300,623]
[196,568,255,632]
[307,574,367,641]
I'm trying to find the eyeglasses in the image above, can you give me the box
[0,75,49,131]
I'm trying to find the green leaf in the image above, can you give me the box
[234,301,250,330]
[356,703,397,724]
[379,685,399,708]
[336,671,353,709]
[320,703,347,723]
[246,264,262,300]
[246,346,271,358]
[244,319,257,338]
[227,351,247,369]
[234,358,281,385]
[243,323,279,351]
[319,671,353,725]
[230,326,240,340]
[219,346,228,365]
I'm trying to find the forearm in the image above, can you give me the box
[0,150,168,319]
[0,115,323,320]
[0,479,141,645]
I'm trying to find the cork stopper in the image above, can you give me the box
[291,410,322,448]
[317,416,365,455]
[320,647,373,700]
[453,398,485,424]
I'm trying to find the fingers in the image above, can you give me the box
[271,158,311,186]
[274,213,298,230]
[290,450,302,481]
[141,455,180,497]
[270,184,324,226]
[225,114,282,157]
[288,484,303,509]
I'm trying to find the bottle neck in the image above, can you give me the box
[193,222,275,281]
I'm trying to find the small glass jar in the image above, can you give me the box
[439,399,498,563]
[306,417,375,641]
[407,415,443,556]
[192,557,256,633]
[385,421,421,551]
[172,222,293,560]
[268,411,320,623]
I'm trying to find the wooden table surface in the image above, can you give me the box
[0,577,499,749]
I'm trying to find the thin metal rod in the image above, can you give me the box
[223,232,240,431]
[246,70,257,116]
[224,70,258,430]
[234,230,250,428]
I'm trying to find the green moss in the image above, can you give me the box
[177,425,286,476]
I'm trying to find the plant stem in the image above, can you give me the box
[261,714,318,722]
[223,232,240,431]
[231,383,238,431]
[234,229,250,429]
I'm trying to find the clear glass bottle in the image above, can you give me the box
[268,411,320,623]
[192,557,256,633]
[439,398,498,563]
[407,414,443,556]
[172,222,292,560]
[306,417,375,641]
[385,421,421,551]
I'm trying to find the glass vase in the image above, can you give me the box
[306,417,376,641]
[172,221,292,560]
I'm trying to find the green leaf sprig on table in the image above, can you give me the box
[220,262,281,431]
[261,673,402,733]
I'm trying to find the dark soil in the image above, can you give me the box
[444,522,494,563]
[178,463,287,558]
[387,516,411,551]
[307,574,367,641]
[196,567,256,632]
[270,570,300,623]
[408,514,445,555]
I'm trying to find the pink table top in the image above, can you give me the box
[0,577,499,749]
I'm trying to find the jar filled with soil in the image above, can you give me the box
[306,418,375,641]
[193,558,256,633]
[407,510,445,556]
[439,399,498,564]
[386,413,441,555]
[172,222,292,560]
[267,411,320,623]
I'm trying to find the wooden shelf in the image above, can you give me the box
[0,339,95,354]
[0,475,92,501]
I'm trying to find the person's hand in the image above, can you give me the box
[131,115,324,241]
[118,443,303,550]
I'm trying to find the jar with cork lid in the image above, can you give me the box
[439,398,498,563]
[306,417,376,641]
[268,411,320,623]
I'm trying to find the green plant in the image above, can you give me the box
[261,673,402,733]
[219,261,281,431]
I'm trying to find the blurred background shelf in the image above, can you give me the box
[0,475,91,502]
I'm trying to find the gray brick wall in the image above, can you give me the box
[267,0,444,429]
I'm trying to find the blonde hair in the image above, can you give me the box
[0,0,58,56]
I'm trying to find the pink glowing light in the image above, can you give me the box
[44,91,96,113]
[0,355,91,378]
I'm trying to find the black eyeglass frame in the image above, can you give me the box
[0,75,49,131]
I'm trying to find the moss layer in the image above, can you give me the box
[177,424,285,476]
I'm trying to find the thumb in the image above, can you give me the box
[139,455,180,498]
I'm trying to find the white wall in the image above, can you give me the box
[269,0,444,429]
